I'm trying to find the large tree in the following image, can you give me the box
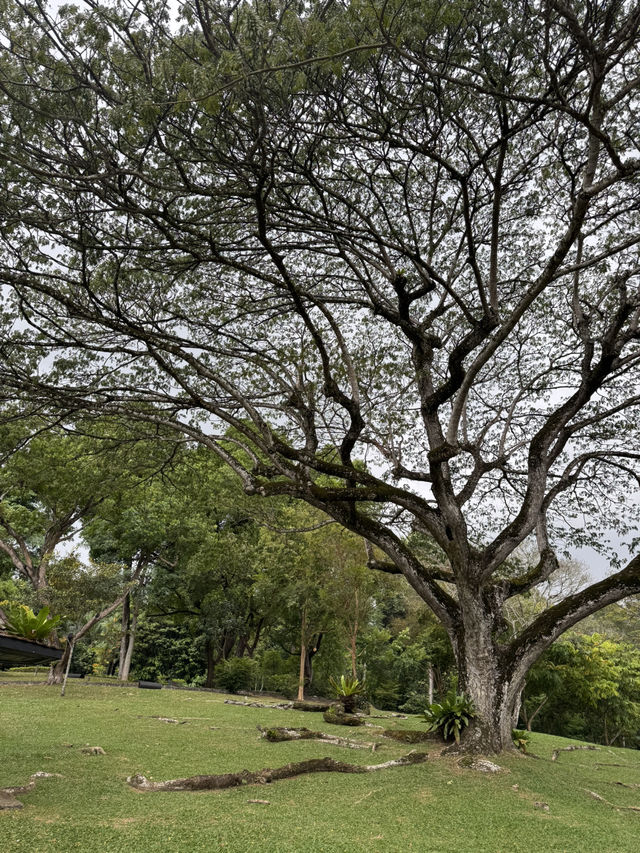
[1,0,640,750]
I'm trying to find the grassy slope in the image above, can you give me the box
[1,683,639,852]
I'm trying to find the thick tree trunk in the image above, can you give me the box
[453,596,520,754]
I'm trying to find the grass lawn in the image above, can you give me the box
[1,682,639,852]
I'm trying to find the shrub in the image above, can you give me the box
[264,673,299,699]
[215,657,257,694]
[422,691,476,744]
[399,690,433,715]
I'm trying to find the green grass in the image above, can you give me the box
[1,683,639,852]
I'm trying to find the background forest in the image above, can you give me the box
[2,422,639,749]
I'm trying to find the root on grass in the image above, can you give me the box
[586,790,640,812]
[0,772,64,809]
[257,725,377,750]
[224,699,293,710]
[551,745,600,761]
[127,751,428,792]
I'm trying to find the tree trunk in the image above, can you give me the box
[453,596,520,753]
[247,618,264,658]
[48,641,72,685]
[349,589,359,678]
[120,602,138,681]
[297,609,307,701]
[205,639,217,689]
[427,664,434,705]
[524,694,548,731]
[48,562,147,684]
[118,590,131,677]
[235,633,248,658]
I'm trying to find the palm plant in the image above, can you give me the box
[422,692,476,744]
[329,674,366,714]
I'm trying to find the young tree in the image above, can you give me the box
[1,0,640,749]
[0,427,104,593]
[43,553,149,682]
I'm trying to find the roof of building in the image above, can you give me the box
[0,633,63,668]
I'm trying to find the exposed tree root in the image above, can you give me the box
[551,745,600,761]
[257,726,377,750]
[369,713,408,720]
[224,699,332,712]
[0,772,64,809]
[224,699,293,710]
[127,751,428,792]
[586,790,640,812]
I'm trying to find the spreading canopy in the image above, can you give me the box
[1,0,640,748]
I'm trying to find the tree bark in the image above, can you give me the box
[349,589,359,677]
[127,752,428,791]
[205,639,217,689]
[297,609,307,702]
[120,601,138,682]
[118,590,131,677]
[451,591,521,753]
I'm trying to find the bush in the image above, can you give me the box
[264,673,299,699]
[215,657,257,694]
[399,690,432,715]
[71,641,96,677]
[422,691,475,744]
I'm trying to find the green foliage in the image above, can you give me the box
[422,692,476,744]
[215,656,257,694]
[398,683,433,714]
[512,729,530,753]
[523,633,640,747]
[0,600,61,641]
[130,619,204,683]
[329,673,365,698]
[263,672,299,699]
[69,639,96,677]
[329,673,365,712]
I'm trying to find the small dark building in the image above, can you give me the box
[0,633,63,669]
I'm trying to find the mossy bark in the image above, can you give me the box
[127,752,428,791]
